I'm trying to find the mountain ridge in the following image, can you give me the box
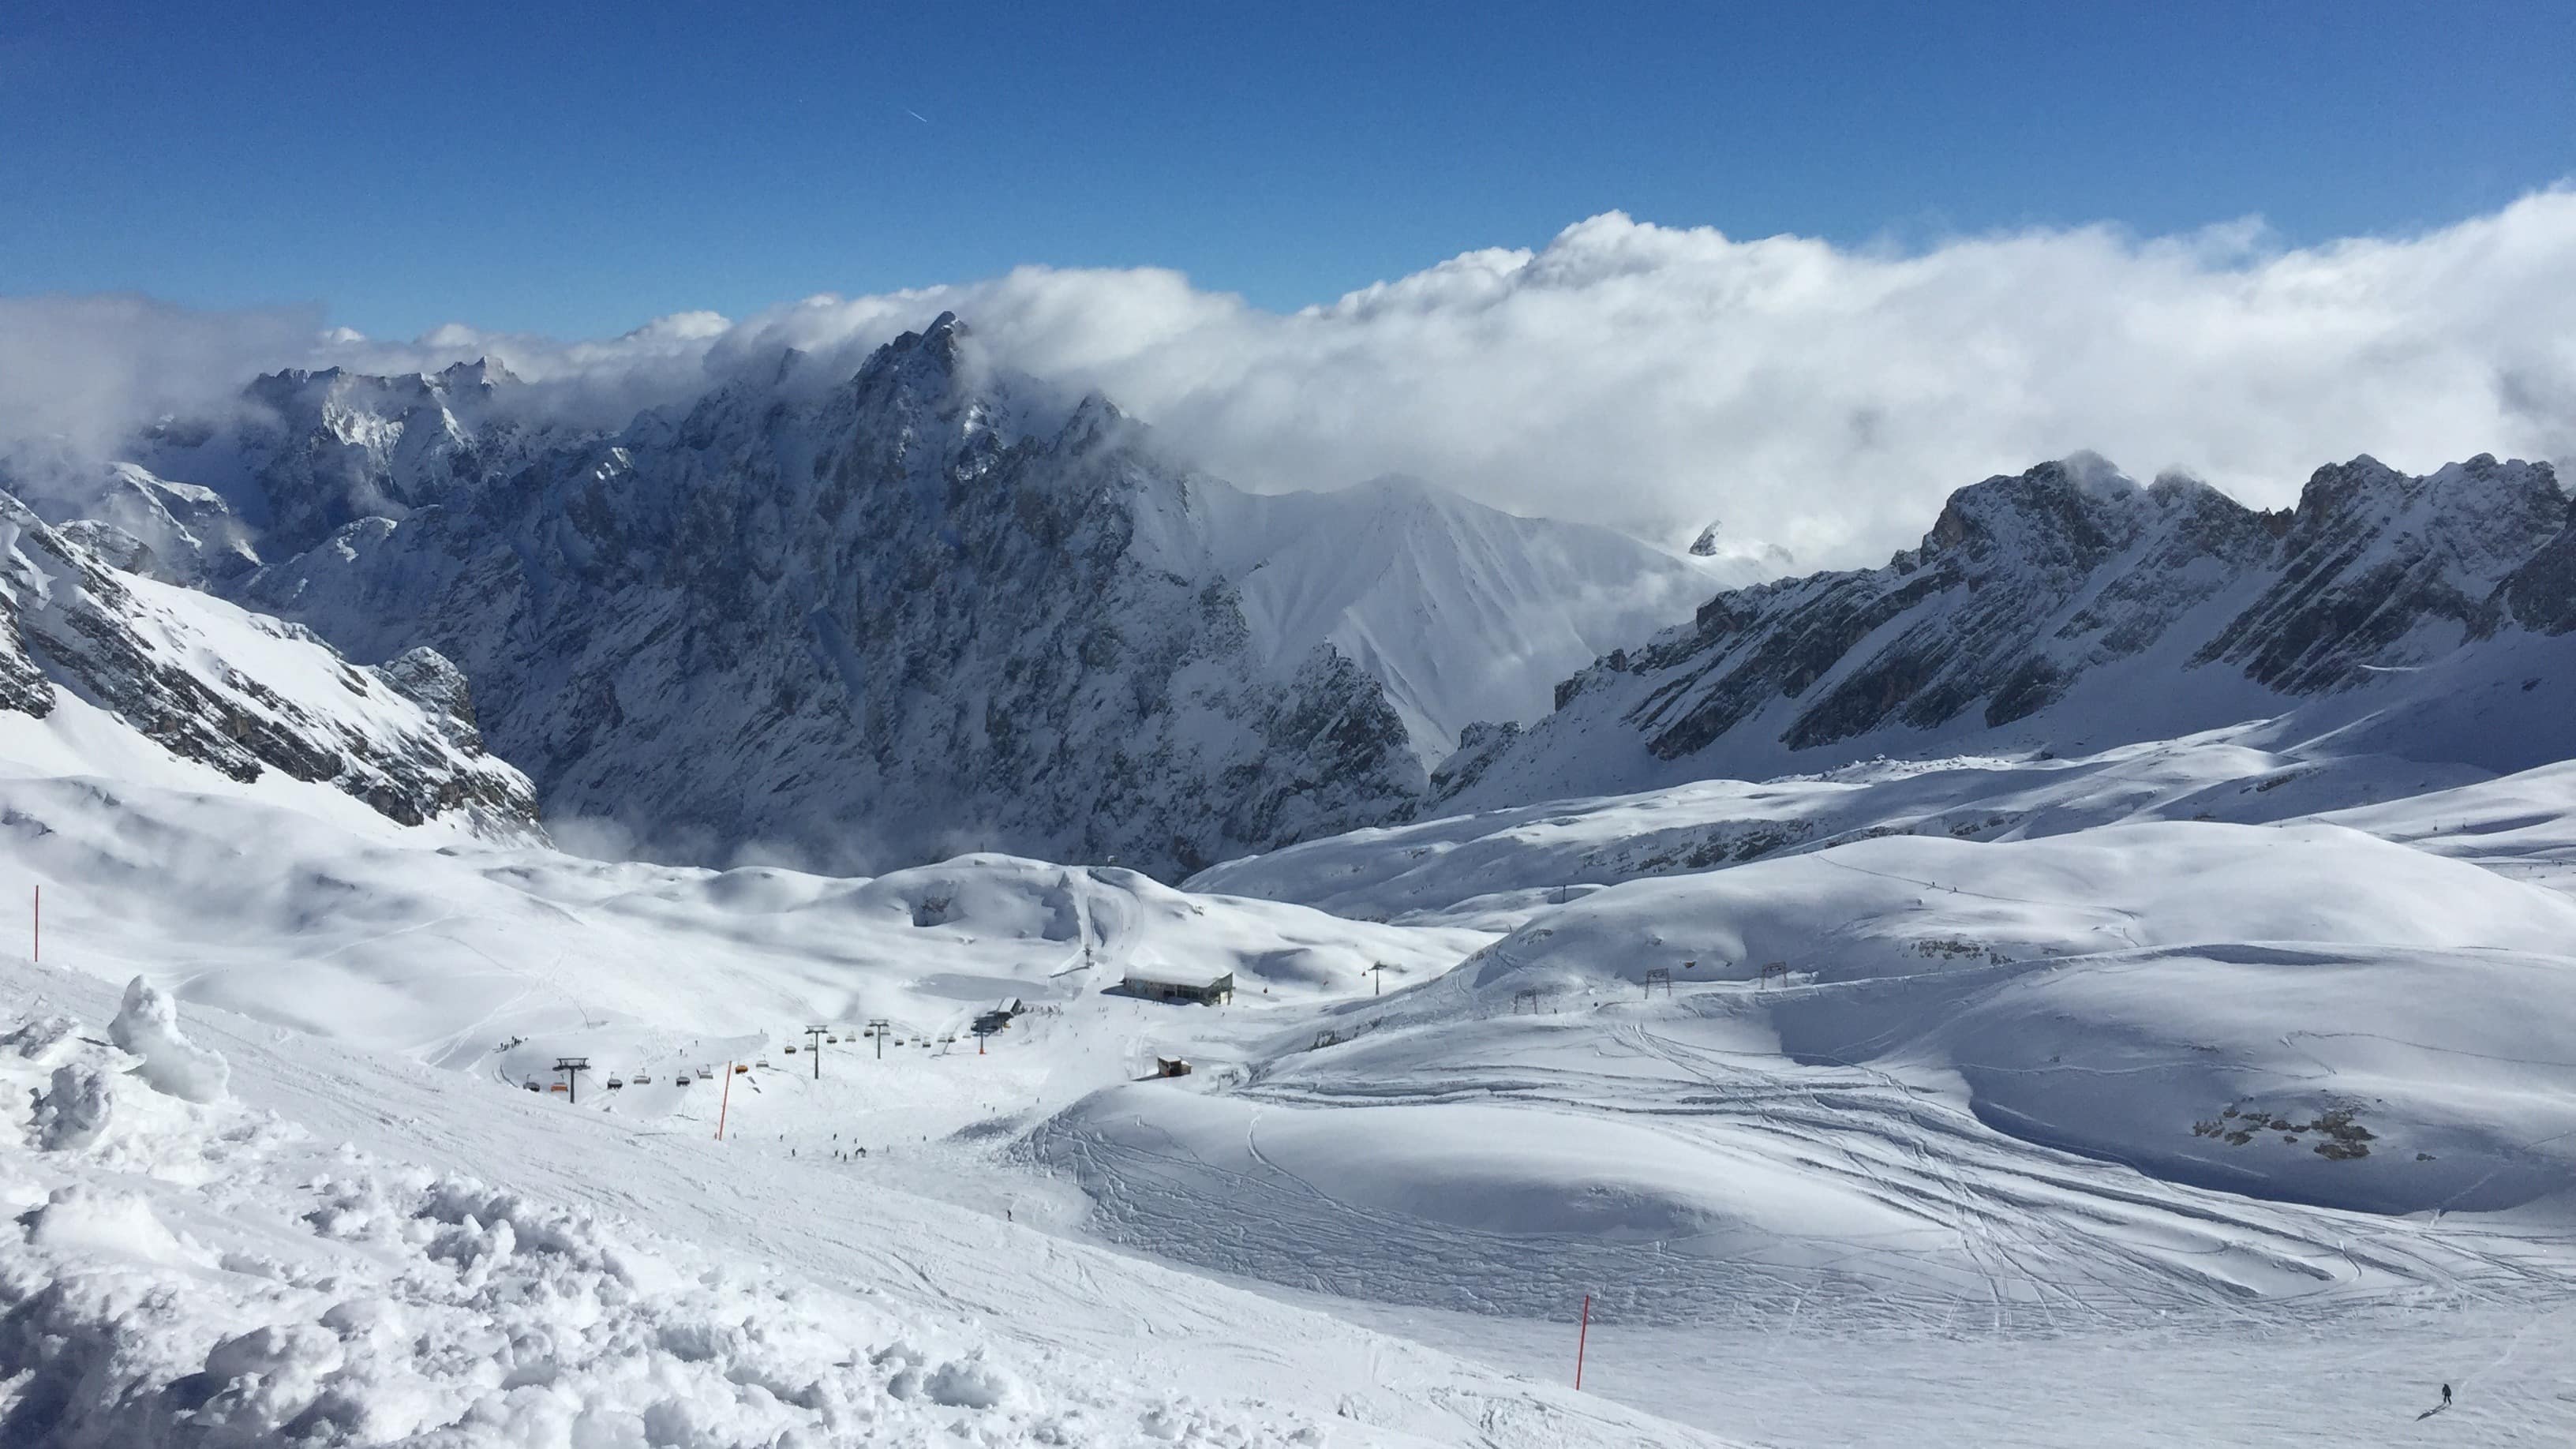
[1433,450,2576,812]
[84,314,1733,874]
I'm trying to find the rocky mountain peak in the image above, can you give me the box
[1436,451,2576,812]
[433,357,521,391]
[207,314,1430,875]
[1919,455,2148,571]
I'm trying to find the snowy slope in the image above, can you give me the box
[6,675,2576,1442]
[1030,814,2576,1444]
[0,767,1485,1099]
[2,961,1726,1449]
[2300,758,2576,892]
[1196,476,1758,762]
[0,488,534,834]
[1189,725,2487,926]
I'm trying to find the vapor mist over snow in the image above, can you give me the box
[9,192,2576,564]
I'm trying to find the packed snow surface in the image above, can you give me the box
[9,676,2576,1442]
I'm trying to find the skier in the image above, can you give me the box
[2443,1383,2452,1408]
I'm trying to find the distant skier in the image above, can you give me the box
[2417,1383,2453,1420]
[2443,1383,2452,1408]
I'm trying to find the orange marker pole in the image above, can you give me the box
[715,1061,732,1140]
[1574,1294,1590,1390]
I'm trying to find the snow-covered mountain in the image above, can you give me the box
[1434,451,2576,811]
[138,358,554,561]
[215,317,1423,875]
[0,487,535,833]
[110,313,1734,874]
[1194,474,1755,762]
[15,418,2576,1440]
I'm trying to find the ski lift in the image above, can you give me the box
[695,1065,714,1080]
[524,1080,541,1092]
[732,1063,749,1074]
[607,1076,625,1090]
[674,1074,692,1088]
[784,1043,798,1054]
[826,1035,840,1044]
[632,1073,652,1084]
[548,1082,567,1093]
[756,1057,771,1068]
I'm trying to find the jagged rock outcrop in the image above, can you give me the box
[144,359,547,562]
[0,489,537,831]
[228,317,1425,875]
[2192,454,2566,691]
[1438,451,2576,810]
[102,316,1758,873]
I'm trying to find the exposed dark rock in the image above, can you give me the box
[1436,451,2570,810]
[0,491,537,833]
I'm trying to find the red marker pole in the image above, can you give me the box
[1574,1293,1590,1390]
[715,1061,732,1140]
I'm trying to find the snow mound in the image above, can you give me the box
[109,975,230,1103]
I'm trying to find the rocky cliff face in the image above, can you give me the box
[0,491,537,831]
[1439,451,2576,809]
[140,359,555,563]
[230,316,1424,875]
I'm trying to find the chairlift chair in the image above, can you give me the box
[756,1057,771,1068]
[632,1073,652,1084]
[606,1076,625,1090]
[524,1080,541,1092]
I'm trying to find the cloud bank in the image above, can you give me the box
[6,191,2574,566]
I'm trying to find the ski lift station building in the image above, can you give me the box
[1123,964,1235,1005]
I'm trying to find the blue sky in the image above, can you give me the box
[3,1,2571,340]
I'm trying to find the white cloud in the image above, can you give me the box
[0,294,321,460]
[7,191,2575,566]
